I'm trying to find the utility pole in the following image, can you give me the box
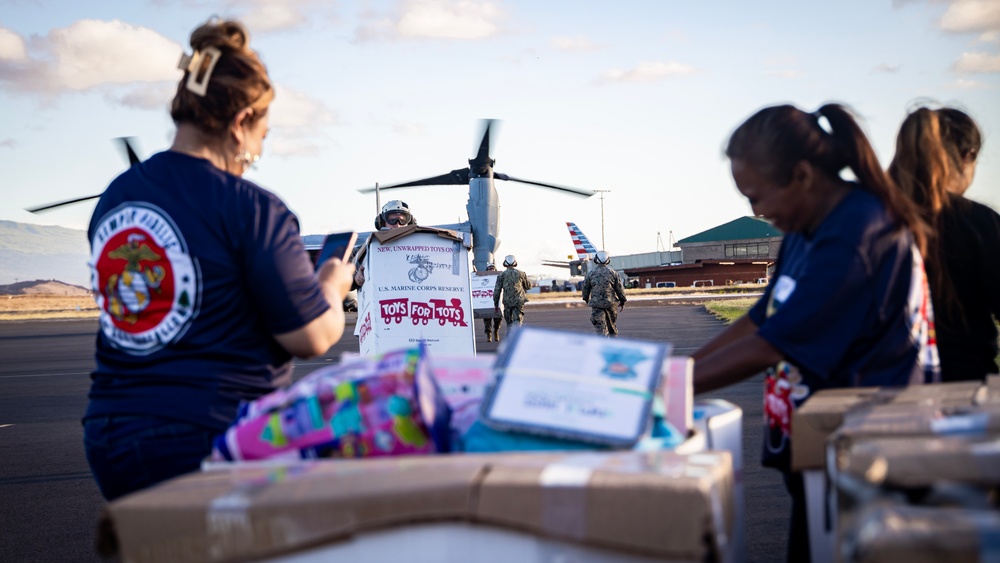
[656,232,665,252]
[594,189,611,250]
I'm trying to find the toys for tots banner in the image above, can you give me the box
[471,271,500,318]
[357,231,475,356]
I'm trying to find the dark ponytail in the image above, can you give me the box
[726,103,927,253]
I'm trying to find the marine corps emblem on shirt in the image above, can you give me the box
[90,204,199,355]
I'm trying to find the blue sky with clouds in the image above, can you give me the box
[1,0,998,275]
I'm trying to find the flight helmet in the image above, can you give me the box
[594,251,611,265]
[375,200,415,229]
[503,255,517,267]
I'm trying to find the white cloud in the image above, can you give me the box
[872,63,902,74]
[393,120,426,135]
[762,55,798,66]
[106,82,177,110]
[266,85,338,157]
[766,70,802,78]
[950,77,996,88]
[981,30,1000,42]
[398,0,503,39]
[240,2,308,32]
[0,138,17,149]
[0,19,181,94]
[48,20,181,90]
[954,50,1000,72]
[356,0,506,41]
[551,35,600,53]
[0,26,26,61]
[599,61,696,83]
[270,85,337,129]
[266,137,322,157]
[940,0,1000,34]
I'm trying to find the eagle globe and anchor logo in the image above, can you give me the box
[91,204,198,355]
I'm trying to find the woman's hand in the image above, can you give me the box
[319,258,355,306]
[274,258,355,358]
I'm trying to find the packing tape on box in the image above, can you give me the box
[538,453,609,540]
[207,488,256,559]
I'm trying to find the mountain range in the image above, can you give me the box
[0,220,90,287]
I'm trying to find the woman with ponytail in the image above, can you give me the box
[890,107,1000,381]
[83,20,354,500]
[692,103,939,562]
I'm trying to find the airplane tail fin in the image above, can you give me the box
[566,222,598,259]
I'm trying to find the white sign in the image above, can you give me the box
[481,326,669,446]
[471,271,501,317]
[356,230,476,357]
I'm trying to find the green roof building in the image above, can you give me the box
[675,216,783,264]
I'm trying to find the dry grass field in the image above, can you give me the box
[0,295,99,320]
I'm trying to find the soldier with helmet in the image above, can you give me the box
[482,263,503,342]
[582,251,627,336]
[353,200,416,289]
[493,254,531,338]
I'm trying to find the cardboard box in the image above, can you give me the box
[826,403,1000,563]
[101,450,734,563]
[839,504,1000,563]
[832,432,1000,489]
[355,226,476,357]
[471,271,501,319]
[790,381,986,471]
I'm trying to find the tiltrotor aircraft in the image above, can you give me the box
[358,119,595,273]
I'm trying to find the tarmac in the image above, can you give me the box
[0,301,789,563]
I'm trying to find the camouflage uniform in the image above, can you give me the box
[582,264,627,336]
[493,267,531,332]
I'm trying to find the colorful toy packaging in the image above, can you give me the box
[212,347,437,461]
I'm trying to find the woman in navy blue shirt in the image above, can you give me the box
[692,103,938,562]
[83,20,354,501]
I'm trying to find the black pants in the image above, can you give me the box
[783,471,811,563]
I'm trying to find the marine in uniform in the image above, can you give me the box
[582,251,627,336]
[493,254,531,336]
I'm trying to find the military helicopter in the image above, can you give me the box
[358,119,595,273]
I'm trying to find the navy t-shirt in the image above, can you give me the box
[85,151,330,431]
[747,188,939,471]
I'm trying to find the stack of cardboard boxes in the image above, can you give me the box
[791,376,1000,563]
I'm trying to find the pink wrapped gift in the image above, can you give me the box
[213,347,435,461]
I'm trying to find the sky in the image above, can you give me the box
[1,0,999,276]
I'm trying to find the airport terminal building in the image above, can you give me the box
[613,216,783,288]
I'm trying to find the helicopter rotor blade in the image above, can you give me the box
[357,168,471,193]
[493,172,595,197]
[119,136,140,165]
[26,194,103,214]
[473,119,500,161]
[26,136,141,213]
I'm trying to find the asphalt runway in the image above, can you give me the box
[0,302,789,563]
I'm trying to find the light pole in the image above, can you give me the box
[594,189,611,250]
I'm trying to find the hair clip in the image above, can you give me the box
[177,53,193,71]
[178,46,221,97]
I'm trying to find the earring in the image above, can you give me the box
[234,150,260,173]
